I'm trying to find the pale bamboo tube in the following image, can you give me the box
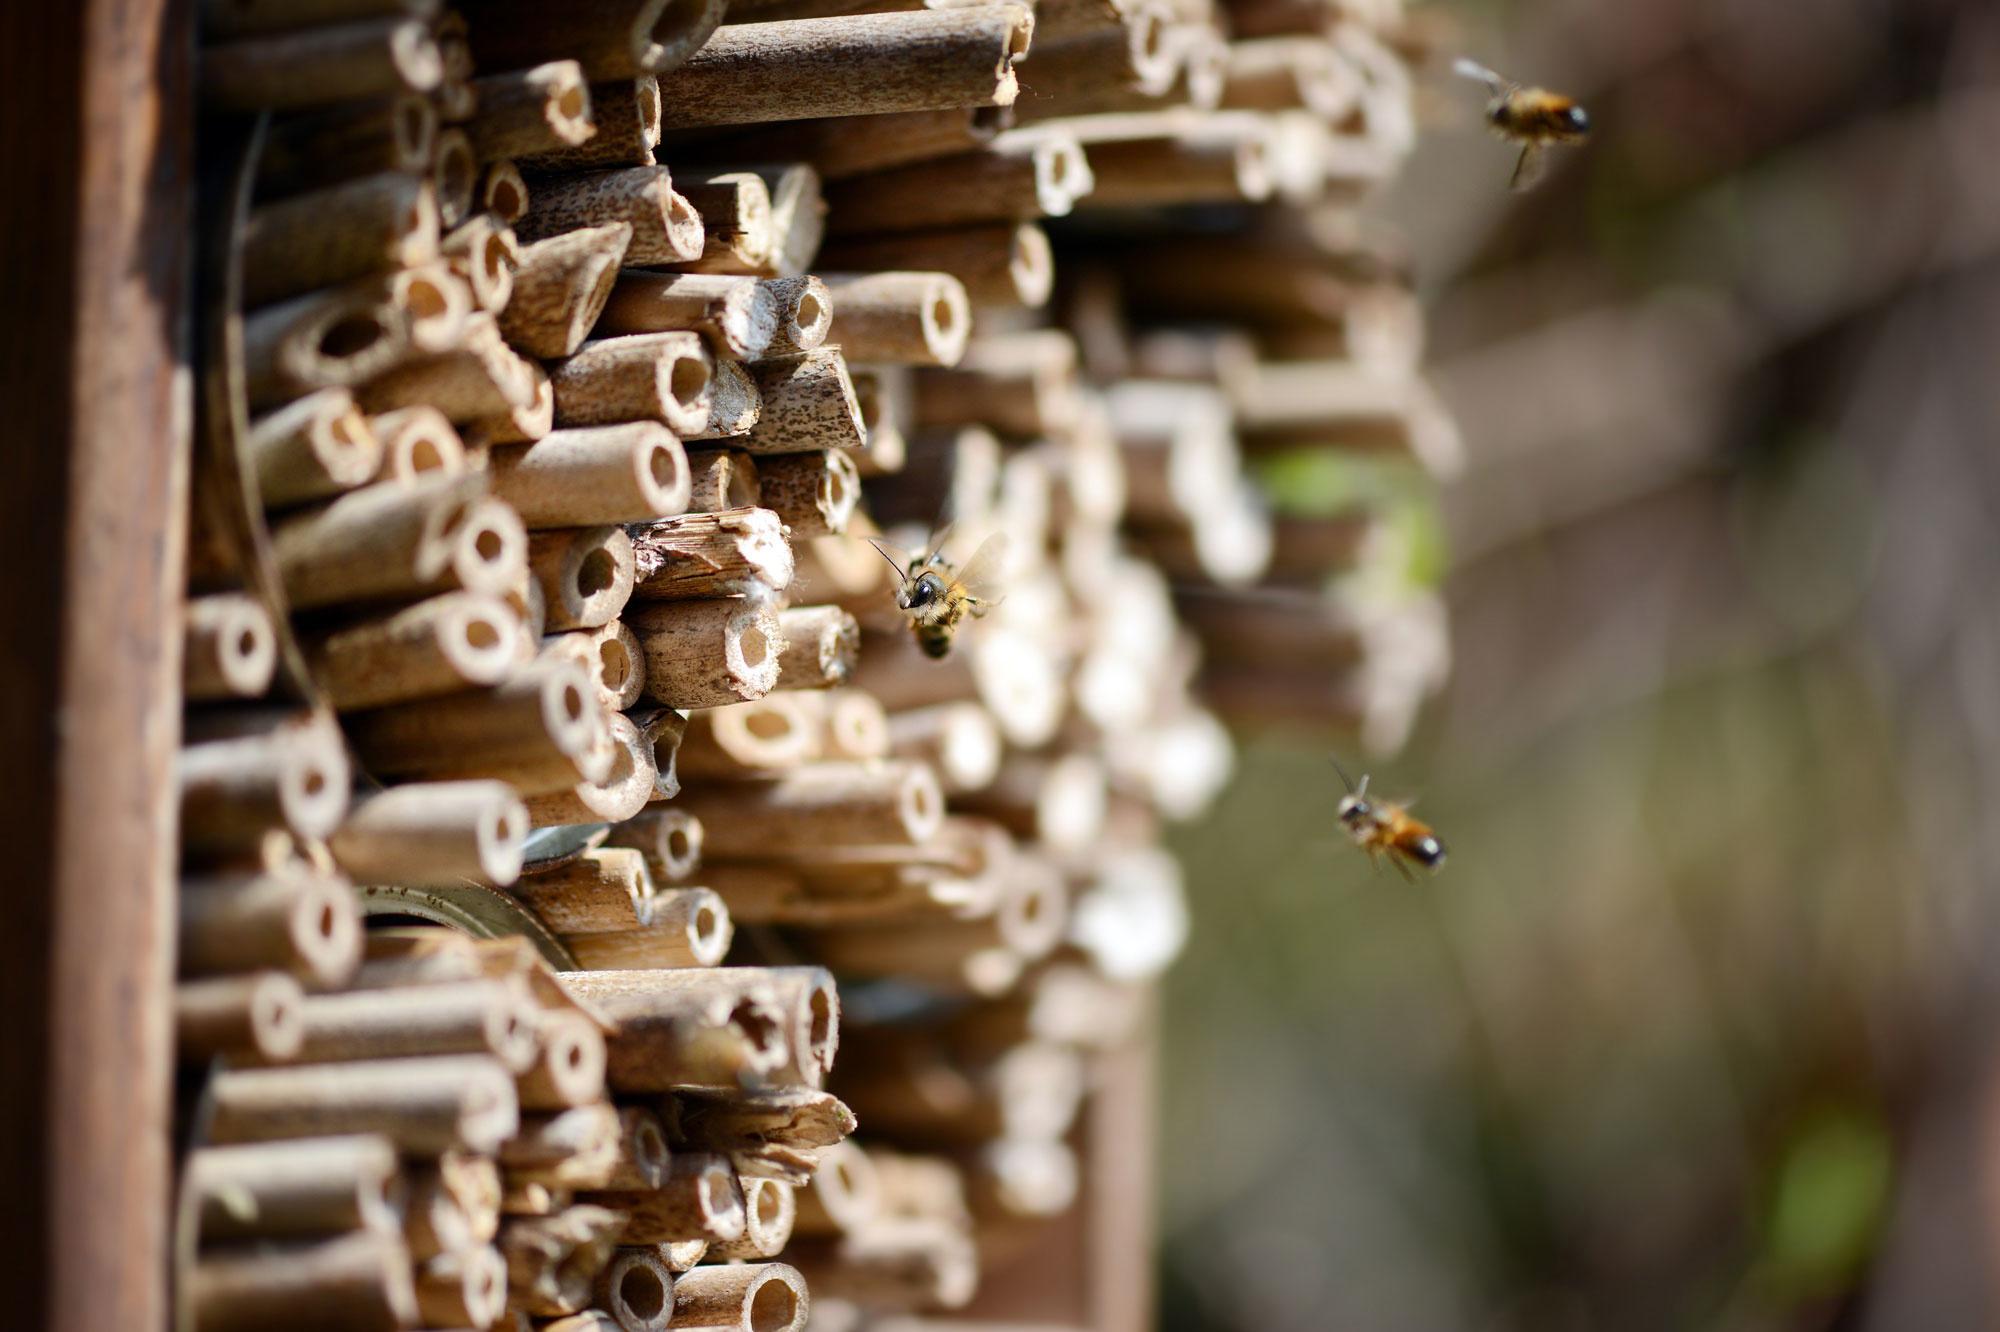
[501,1180,570,1216]
[274,473,525,607]
[184,593,277,701]
[676,1088,854,1162]
[761,449,861,538]
[551,333,714,435]
[433,128,480,229]
[470,360,560,447]
[242,173,438,308]
[1069,115,1274,207]
[249,388,382,509]
[285,979,542,1071]
[910,327,1080,435]
[955,751,1107,853]
[656,8,1031,128]
[836,1040,1082,1144]
[203,16,442,110]
[760,275,832,356]
[407,1151,503,1256]
[791,1141,879,1236]
[822,132,1090,234]
[499,1104,620,1189]
[674,695,820,778]
[257,93,436,199]
[359,313,541,422]
[885,702,1002,791]
[540,621,648,711]
[602,806,704,884]
[468,0,728,79]
[1219,34,1355,115]
[176,971,307,1063]
[640,706,691,801]
[949,959,1145,1053]
[178,711,353,855]
[816,688,891,761]
[516,167,704,265]
[468,61,596,164]
[303,590,519,709]
[482,160,531,223]
[742,349,865,453]
[1125,476,1272,586]
[704,105,1008,182]
[532,525,637,631]
[519,76,662,171]
[598,272,781,361]
[562,888,733,968]
[628,507,793,600]
[752,163,826,277]
[187,1230,419,1332]
[661,1240,709,1272]
[680,760,945,852]
[613,1107,673,1189]
[208,1055,520,1154]
[500,1206,628,1315]
[705,1179,795,1260]
[669,1263,808,1331]
[563,966,837,1088]
[771,605,859,688]
[517,1012,610,1110]
[595,1248,675,1332]
[675,171,776,275]
[373,405,469,483]
[508,847,654,934]
[179,870,362,986]
[844,367,905,476]
[818,220,1050,308]
[1014,4,1175,103]
[189,1135,402,1242]
[444,216,522,315]
[417,1244,508,1328]
[819,272,970,367]
[587,1154,746,1243]
[554,973,790,1090]
[689,359,763,440]
[1104,378,1239,523]
[868,1151,970,1224]
[685,449,761,513]
[242,265,456,407]
[344,662,613,795]
[330,780,529,889]
[809,857,1065,994]
[496,225,629,360]
[490,425,691,529]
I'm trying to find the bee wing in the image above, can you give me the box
[953,532,1011,607]
[1509,142,1549,192]
[1453,57,1507,93]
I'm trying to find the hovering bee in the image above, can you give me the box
[1454,57,1591,192]
[870,528,1009,660]
[1333,760,1447,880]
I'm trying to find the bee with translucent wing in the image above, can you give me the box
[870,527,1010,659]
[1332,759,1447,880]
[1454,57,1591,192]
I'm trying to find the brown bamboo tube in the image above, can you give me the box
[189,1135,402,1242]
[416,1244,508,1328]
[179,870,362,986]
[1125,475,1272,585]
[822,132,1090,234]
[468,61,596,164]
[345,661,613,794]
[497,223,631,359]
[555,971,790,1091]
[689,358,764,440]
[757,275,832,356]
[1070,115,1274,207]
[490,424,691,529]
[517,167,705,265]
[407,1151,503,1257]
[199,0,443,40]
[885,702,1002,791]
[284,979,542,1072]
[249,388,383,509]
[598,272,781,361]
[208,1055,521,1154]
[640,706,691,800]
[602,806,704,886]
[562,887,733,968]
[613,1107,674,1189]
[910,327,1080,435]
[819,220,1050,308]
[810,856,1065,993]
[628,509,794,603]
[373,405,468,483]
[657,7,1031,128]
[673,695,820,778]
[176,971,307,1063]
[587,1154,747,1247]
[508,846,655,934]
[257,93,436,200]
[242,172,438,308]
[242,264,459,407]
[865,1150,970,1225]
[766,605,856,688]
[707,1180,797,1260]
[568,966,837,1088]
[742,349,865,453]
[596,1247,675,1332]
[500,1206,628,1315]
[551,332,714,435]
[1263,511,1377,581]
[187,1230,419,1332]
[1014,4,1175,103]
[1104,378,1238,523]
[539,621,648,712]
[520,75,662,171]
[845,368,907,475]
[444,216,522,315]
[955,751,1107,853]
[184,593,278,701]
[675,171,776,274]
[685,449,761,513]
[819,272,971,367]
[681,760,945,852]
[468,0,729,80]
[497,1104,624,1187]
[1219,34,1355,115]
[330,780,529,889]
[437,22,477,123]
[676,1088,855,1163]
[762,449,862,538]
[178,710,353,855]
[702,104,1008,182]
[532,525,637,631]
[517,1012,611,1111]
[482,159,531,222]
[433,127,480,229]
[949,958,1146,1054]
[502,1179,571,1216]
[359,312,541,422]
[472,357,561,448]
[303,590,519,709]
[203,16,442,110]
[669,1262,808,1331]
[273,473,526,607]
[816,688,891,761]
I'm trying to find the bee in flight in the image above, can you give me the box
[1454,57,1591,192]
[1333,760,1447,880]
[870,528,1008,659]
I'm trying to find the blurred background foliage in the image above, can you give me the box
[1158,0,2000,1326]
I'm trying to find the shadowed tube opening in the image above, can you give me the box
[739,625,768,666]
[561,683,586,723]
[694,904,718,941]
[319,313,388,359]
[404,276,448,321]
[623,1265,667,1320]
[472,524,506,561]
[666,825,691,860]
[599,638,632,691]
[749,1276,797,1332]
[435,134,475,209]
[577,548,616,597]
[647,443,680,489]
[745,707,793,741]
[669,355,710,406]
[396,98,432,161]
[464,615,502,651]
[808,983,834,1065]
[558,87,585,120]
[488,176,525,219]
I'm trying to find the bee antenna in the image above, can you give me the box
[865,539,906,576]
[1330,756,1356,794]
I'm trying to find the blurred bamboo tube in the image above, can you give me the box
[589,1153,746,1243]
[760,275,833,356]
[202,16,442,110]
[770,605,858,688]
[673,695,819,777]
[179,871,362,986]
[630,507,793,600]
[655,7,1031,129]
[820,272,971,367]
[344,662,613,795]
[508,847,654,934]
[817,688,890,760]
[539,621,647,712]
[416,1244,508,1328]
[561,886,733,969]
[256,93,437,198]
[500,1205,628,1315]
[677,1088,856,1160]
[207,1055,521,1154]
[788,1218,977,1309]
[242,173,438,307]
[176,971,307,1063]
[629,597,785,708]
[811,857,1066,994]
[847,368,909,474]
[1219,34,1355,115]
[912,328,1081,436]
[751,163,825,277]
[179,712,353,855]
[517,167,704,266]
[965,1137,1077,1218]
[867,1149,969,1224]
[612,1107,673,1188]
[469,61,595,163]
[286,979,542,1071]
[499,223,634,359]
[500,1104,622,1188]
[358,314,541,422]
[956,751,1108,853]
[373,406,467,484]
[703,104,1002,182]
[242,265,461,407]
[595,1248,675,1332]
[598,272,781,361]
[676,171,775,274]
[303,591,519,709]
[668,1262,809,1332]
[554,971,789,1090]
[468,0,728,79]
[792,1140,879,1236]
[688,359,763,441]
[757,449,859,538]
[680,760,945,852]
[443,216,521,314]
[330,780,529,888]
[519,76,662,172]
[531,524,637,632]
[836,1040,1082,1144]
[822,133,1091,234]
[1071,118,1274,207]
[186,1230,419,1332]
[249,388,382,509]
[481,159,530,223]
[406,1152,500,1259]
[517,1012,610,1110]
[885,702,1002,791]
[272,473,525,608]
[602,805,704,884]
[1014,5,1176,101]
[744,349,866,453]
[706,1179,796,1261]
[184,594,278,701]
[188,1135,402,1242]
[685,449,760,513]
[551,332,714,435]
[490,424,691,526]
[565,967,838,1088]
[817,221,1052,308]
[468,362,558,447]
[432,128,479,229]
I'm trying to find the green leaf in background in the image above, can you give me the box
[1759,1107,1893,1299]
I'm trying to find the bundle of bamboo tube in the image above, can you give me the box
[177,0,1448,1325]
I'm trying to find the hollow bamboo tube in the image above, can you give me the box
[554,973,789,1091]
[416,1243,508,1328]
[179,870,362,986]
[256,93,436,200]
[497,223,632,359]
[329,780,529,889]
[759,275,833,356]
[189,1134,402,1243]
[826,850,1066,983]
[444,216,522,315]
[517,1012,610,1111]
[1014,4,1175,102]
[285,979,542,1072]
[498,1104,622,1189]
[587,1153,746,1243]
[674,171,776,275]
[520,76,662,171]
[303,590,520,709]
[499,1205,628,1315]
[208,1055,521,1154]
[490,424,691,528]
[468,0,728,79]
[628,598,785,708]
[467,360,557,450]
[680,760,945,852]
[178,711,353,855]
[273,472,526,607]
[517,167,704,265]
[669,1263,809,1331]
[1125,476,1272,586]
[516,694,655,816]
[629,507,794,600]
[358,312,541,423]
[561,888,733,968]
[243,265,455,407]
[540,621,648,712]
[770,605,858,688]
[481,159,531,223]
[595,1247,675,1332]
[790,1140,878,1237]
[344,662,613,795]
[249,388,383,508]
[468,61,596,165]
[825,133,1089,239]
[911,327,1080,435]
[673,696,819,778]
[676,1088,856,1158]
[602,806,704,884]
[184,593,278,701]
[761,449,863,538]
[564,966,837,1088]
[598,272,781,361]
[685,450,761,513]
[819,272,971,367]
[242,172,438,308]
[406,1150,502,1258]
[707,1179,796,1260]
[203,16,442,110]
[432,127,480,231]
[551,333,714,435]
[955,751,1107,853]
[885,702,1002,791]
[376,411,469,491]
[656,7,1032,128]
[501,1179,570,1217]
[814,689,891,761]
[187,1230,420,1332]
[508,847,654,934]
[613,1107,674,1189]
[1069,116,1274,207]
[1219,34,1355,115]
[690,359,764,440]
[531,525,637,631]
[742,349,865,453]
[818,220,1050,308]
[841,1037,1083,1145]
[642,706,691,800]
[177,971,307,1063]
[703,105,1008,182]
